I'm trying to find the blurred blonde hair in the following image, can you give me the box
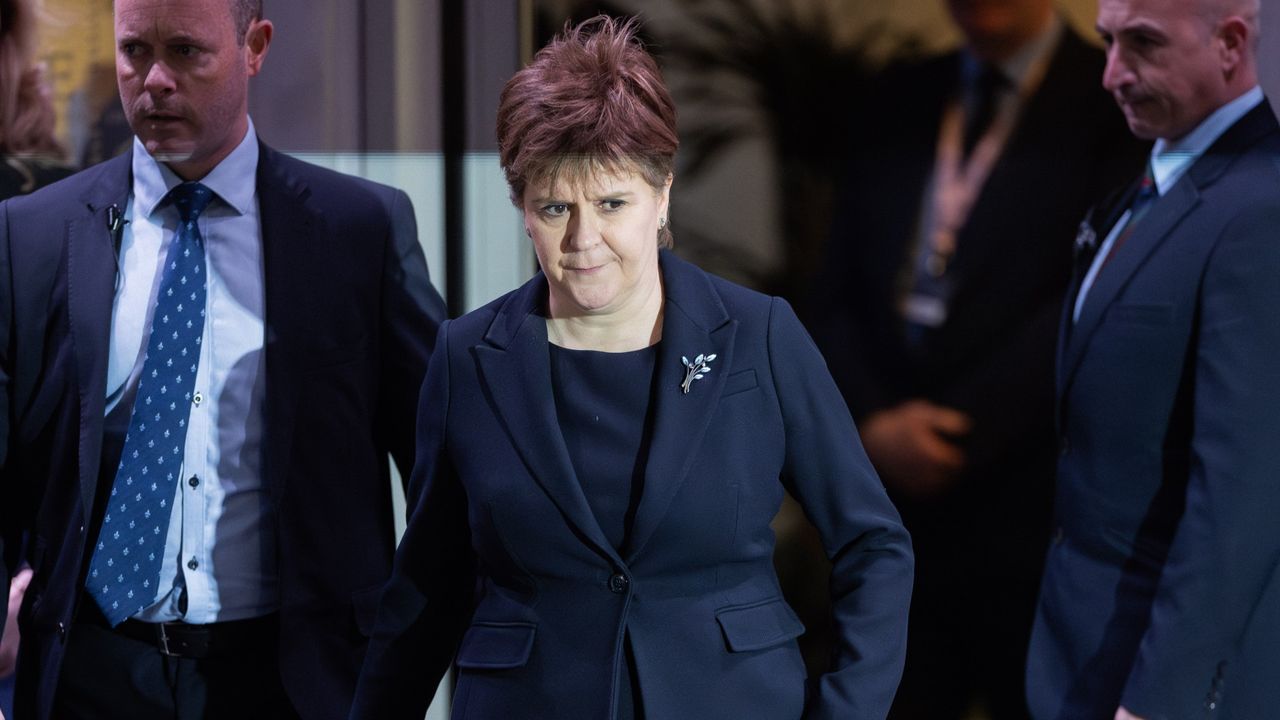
[0,0,62,155]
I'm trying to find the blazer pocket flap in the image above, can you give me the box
[721,369,759,398]
[1107,303,1173,325]
[716,598,804,652]
[456,622,537,670]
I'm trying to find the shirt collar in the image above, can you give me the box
[1149,85,1264,195]
[131,117,260,219]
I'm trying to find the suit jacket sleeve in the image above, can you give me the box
[767,297,914,719]
[1121,198,1280,718]
[377,188,448,482]
[351,321,476,720]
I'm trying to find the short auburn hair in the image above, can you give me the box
[496,15,679,246]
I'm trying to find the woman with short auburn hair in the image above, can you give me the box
[352,16,912,720]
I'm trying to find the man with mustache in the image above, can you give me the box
[0,0,446,718]
[1026,0,1280,718]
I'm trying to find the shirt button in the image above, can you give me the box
[187,558,199,571]
[608,572,629,594]
[193,391,203,406]
[188,475,200,488]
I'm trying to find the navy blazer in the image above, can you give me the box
[352,250,913,719]
[0,141,446,720]
[1028,101,1280,719]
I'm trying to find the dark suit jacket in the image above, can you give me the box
[351,250,914,720]
[0,140,447,720]
[808,25,1147,558]
[1027,100,1280,720]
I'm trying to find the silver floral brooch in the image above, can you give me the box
[681,353,717,394]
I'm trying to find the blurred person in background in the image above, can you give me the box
[352,16,912,720]
[806,0,1147,717]
[0,0,71,197]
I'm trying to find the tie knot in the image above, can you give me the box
[168,182,215,223]
[1138,166,1156,199]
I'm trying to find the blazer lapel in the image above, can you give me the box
[256,142,315,503]
[1061,181,1197,392]
[474,275,623,566]
[626,251,736,563]
[68,153,133,523]
[1056,175,1141,397]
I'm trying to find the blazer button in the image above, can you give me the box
[57,621,67,640]
[608,572,629,594]
[1053,527,1065,545]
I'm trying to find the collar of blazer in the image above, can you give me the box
[1060,100,1280,395]
[69,150,134,525]
[253,141,323,504]
[474,249,739,565]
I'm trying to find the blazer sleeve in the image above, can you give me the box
[376,188,448,484]
[352,321,476,720]
[767,297,914,720]
[1121,198,1280,718]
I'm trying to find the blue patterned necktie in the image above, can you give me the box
[87,182,214,626]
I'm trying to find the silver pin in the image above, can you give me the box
[680,353,717,394]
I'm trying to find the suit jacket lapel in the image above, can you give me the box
[1055,172,1146,394]
[256,142,315,503]
[69,152,133,523]
[474,274,622,566]
[626,251,735,563]
[1061,181,1198,392]
[1061,100,1280,394]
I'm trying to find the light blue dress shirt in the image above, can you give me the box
[106,119,277,623]
[1073,86,1265,323]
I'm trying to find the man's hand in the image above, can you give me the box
[1116,707,1146,720]
[859,400,972,499]
[0,567,33,678]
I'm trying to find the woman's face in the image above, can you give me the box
[523,166,671,319]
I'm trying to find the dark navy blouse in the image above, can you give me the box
[548,344,658,552]
[548,343,659,720]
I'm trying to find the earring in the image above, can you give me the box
[659,217,667,229]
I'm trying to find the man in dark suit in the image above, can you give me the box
[0,0,446,718]
[807,1,1147,717]
[1027,0,1279,718]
